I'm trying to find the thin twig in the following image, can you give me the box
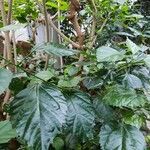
[35,0,80,49]
[87,0,97,49]
[3,89,11,107]
[1,45,7,66]
[7,0,13,24]
[68,0,84,49]
[48,16,81,49]
[57,0,63,70]
[91,16,109,47]
[12,31,17,73]
[0,56,47,83]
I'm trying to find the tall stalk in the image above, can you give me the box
[0,0,13,63]
[42,0,50,70]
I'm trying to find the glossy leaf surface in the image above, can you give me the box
[100,123,146,150]
[10,83,67,150]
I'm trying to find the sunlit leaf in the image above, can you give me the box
[103,85,147,108]
[30,70,54,84]
[126,14,144,19]
[0,23,26,31]
[114,0,126,5]
[115,32,134,37]
[126,38,140,54]
[122,113,144,128]
[144,55,150,68]
[128,27,142,36]
[123,74,143,89]
[96,46,124,62]
[58,76,81,88]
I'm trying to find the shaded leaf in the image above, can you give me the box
[9,77,26,95]
[103,85,147,108]
[0,68,12,95]
[10,83,67,150]
[52,137,64,150]
[0,120,16,144]
[100,123,146,150]
[65,134,78,150]
[93,98,114,121]
[83,77,103,90]
[33,43,79,57]
[65,92,95,139]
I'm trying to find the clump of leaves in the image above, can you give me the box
[0,0,150,150]
[0,36,149,149]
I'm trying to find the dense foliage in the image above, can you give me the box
[0,0,150,150]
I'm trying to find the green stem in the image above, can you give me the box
[0,56,46,83]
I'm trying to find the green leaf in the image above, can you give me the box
[36,70,54,80]
[65,134,78,150]
[128,27,142,36]
[0,23,27,31]
[96,46,124,62]
[93,98,114,121]
[123,74,143,89]
[144,55,150,68]
[115,32,134,37]
[46,2,58,8]
[58,76,81,88]
[126,14,144,19]
[64,66,79,76]
[126,38,140,54]
[65,92,95,139]
[83,77,103,90]
[57,0,69,10]
[142,34,150,38]
[9,77,26,95]
[103,85,147,108]
[52,137,64,150]
[0,120,16,144]
[30,70,54,84]
[100,123,146,150]
[122,113,143,128]
[114,0,126,5]
[33,43,79,57]
[0,68,12,95]
[10,83,67,150]
[46,0,69,11]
